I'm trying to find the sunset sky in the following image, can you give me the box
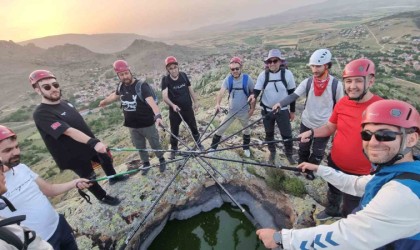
[1,0,326,42]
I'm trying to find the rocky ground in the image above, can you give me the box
[53,108,340,249]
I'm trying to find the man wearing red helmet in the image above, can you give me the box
[257,99,420,250]
[161,56,203,158]
[209,57,255,157]
[0,125,92,249]
[29,70,125,206]
[299,58,382,220]
[99,60,166,173]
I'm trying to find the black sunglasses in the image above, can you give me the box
[361,130,402,142]
[0,160,3,173]
[41,82,60,91]
[230,67,240,72]
[266,59,279,64]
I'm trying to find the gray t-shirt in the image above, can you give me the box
[222,73,254,114]
[254,69,296,110]
[294,75,344,128]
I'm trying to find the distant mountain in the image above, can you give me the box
[175,0,419,37]
[0,40,44,59]
[19,33,154,54]
[234,0,419,30]
[116,39,202,71]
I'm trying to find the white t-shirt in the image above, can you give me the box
[294,76,344,128]
[0,164,59,240]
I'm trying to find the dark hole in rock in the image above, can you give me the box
[127,184,292,250]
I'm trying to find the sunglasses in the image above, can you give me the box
[41,82,60,91]
[230,67,240,72]
[361,130,402,142]
[266,59,279,64]
[0,160,3,173]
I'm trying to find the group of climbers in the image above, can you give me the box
[0,46,419,250]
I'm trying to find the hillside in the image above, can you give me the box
[164,0,419,44]
[18,33,154,54]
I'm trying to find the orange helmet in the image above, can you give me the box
[342,58,375,78]
[0,125,16,141]
[29,70,56,85]
[113,60,130,74]
[165,56,178,67]
[230,57,242,65]
[362,100,420,133]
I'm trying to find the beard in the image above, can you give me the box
[6,155,20,168]
[42,90,62,102]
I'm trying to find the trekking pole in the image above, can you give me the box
[119,156,191,250]
[176,111,202,151]
[209,114,266,151]
[192,155,227,182]
[88,157,188,183]
[199,101,250,144]
[194,157,261,229]
[199,138,301,155]
[110,147,198,155]
[197,109,219,143]
[158,124,195,152]
[200,155,315,180]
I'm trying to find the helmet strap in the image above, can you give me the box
[348,76,368,101]
[370,128,411,174]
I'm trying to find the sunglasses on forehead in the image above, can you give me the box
[41,82,60,91]
[361,130,402,142]
[230,67,240,72]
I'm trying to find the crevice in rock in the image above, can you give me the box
[126,183,294,250]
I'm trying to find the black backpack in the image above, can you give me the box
[163,72,190,98]
[117,79,158,106]
[259,68,288,102]
[303,77,339,108]
[0,196,36,250]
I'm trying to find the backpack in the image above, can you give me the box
[304,77,338,108]
[260,68,288,102]
[118,79,158,106]
[0,215,37,250]
[163,72,191,99]
[393,172,420,182]
[227,74,250,100]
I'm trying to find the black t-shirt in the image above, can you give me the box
[33,101,96,170]
[116,80,155,128]
[161,72,192,110]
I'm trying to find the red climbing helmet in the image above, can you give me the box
[0,125,16,141]
[362,99,420,133]
[113,60,130,74]
[165,56,178,67]
[29,70,56,85]
[230,57,242,65]
[342,58,375,78]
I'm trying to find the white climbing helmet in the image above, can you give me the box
[308,49,332,65]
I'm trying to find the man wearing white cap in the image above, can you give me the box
[272,49,344,165]
[249,49,297,164]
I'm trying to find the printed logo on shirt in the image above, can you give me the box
[50,122,61,130]
[172,83,186,90]
[61,112,66,116]
[121,95,137,112]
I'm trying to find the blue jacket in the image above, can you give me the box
[355,158,420,250]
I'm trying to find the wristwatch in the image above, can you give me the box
[273,231,283,247]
